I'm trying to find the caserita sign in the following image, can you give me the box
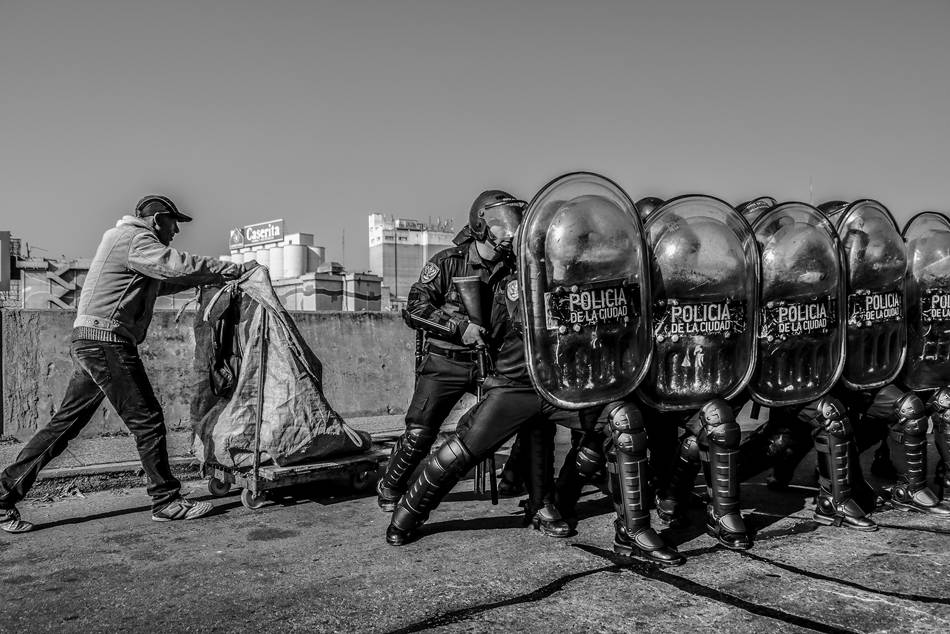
[230,219,285,248]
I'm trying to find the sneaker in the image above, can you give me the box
[151,497,214,522]
[0,506,33,533]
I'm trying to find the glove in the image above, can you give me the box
[462,322,487,347]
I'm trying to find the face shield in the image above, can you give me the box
[481,200,524,253]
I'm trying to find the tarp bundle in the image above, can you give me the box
[191,267,371,469]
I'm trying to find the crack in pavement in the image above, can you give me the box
[382,564,621,634]
[739,550,950,605]
[572,542,859,634]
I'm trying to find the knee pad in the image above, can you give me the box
[678,433,701,464]
[815,396,852,439]
[576,445,606,478]
[894,393,927,436]
[606,401,646,456]
[929,387,950,428]
[431,435,474,476]
[699,399,739,448]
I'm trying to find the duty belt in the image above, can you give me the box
[427,346,478,362]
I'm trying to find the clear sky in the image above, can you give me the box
[2,0,949,270]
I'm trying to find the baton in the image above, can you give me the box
[473,345,498,505]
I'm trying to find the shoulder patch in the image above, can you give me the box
[506,279,519,302]
[420,262,440,283]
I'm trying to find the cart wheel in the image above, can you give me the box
[241,489,267,510]
[350,469,376,493]
[207,477,231,497]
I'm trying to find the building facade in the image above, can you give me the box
[224,219,382,312]
[367,214,455,306]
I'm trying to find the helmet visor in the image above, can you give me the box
[482,201,524,245]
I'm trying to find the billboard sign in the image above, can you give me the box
[229,219,285,249]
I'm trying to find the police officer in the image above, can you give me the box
[748,202,950,518]
[376,191,525,512]
[734,197,876,530]
[639,195,759,551]
[385,267,572,545]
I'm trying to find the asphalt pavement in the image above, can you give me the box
[2,434,950,633]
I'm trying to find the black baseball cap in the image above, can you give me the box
[135,195,193,222]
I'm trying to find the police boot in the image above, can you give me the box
[387,436,474,546]
[520,423,569,537]
[612,519,685,567]
[888,394,950,517]
[378,427,436,512]
[811,398,877,531]
[700,400,753,550]
[605,402,684,566]
[655,434,701,526]
[525,502,571,538]
[928,388,950,500]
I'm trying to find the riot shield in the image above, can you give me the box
[519,172,652,409]
[748,202,846,406]
[901,212,950,391]
[637,195,760,411]
[823,200,907,389]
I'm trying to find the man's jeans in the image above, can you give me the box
[0,339,181,511]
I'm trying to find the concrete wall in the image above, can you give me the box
[0,309,416,440]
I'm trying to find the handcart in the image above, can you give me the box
[203,437,394,509]
[200,308,396,509]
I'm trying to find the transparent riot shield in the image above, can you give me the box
[824,200,907,389]
[519,172,652,409]
[749,202,846,406]
[902,212,950,391]
[636,195,760,411]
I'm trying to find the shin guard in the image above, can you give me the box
[605,401,683,564]
[390,435,474,533]
[699,399,751,549]
[381,427,437,496]
[812,397,876,530]
[928,388,950,499]
[605,402,650,533]
[888,393,947,515]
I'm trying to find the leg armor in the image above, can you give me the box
[555,431,585,524]
[928,387,950,500]
[557,430,609,517]
[888,393,950,516]
[520,422,569,538]
[386,436,475,545]
[498,436,525,497]
[699,399,752,550]
[377,426,437,511]
[655,434,701,526]
[811,397,877,531]
[605,401,684,566]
